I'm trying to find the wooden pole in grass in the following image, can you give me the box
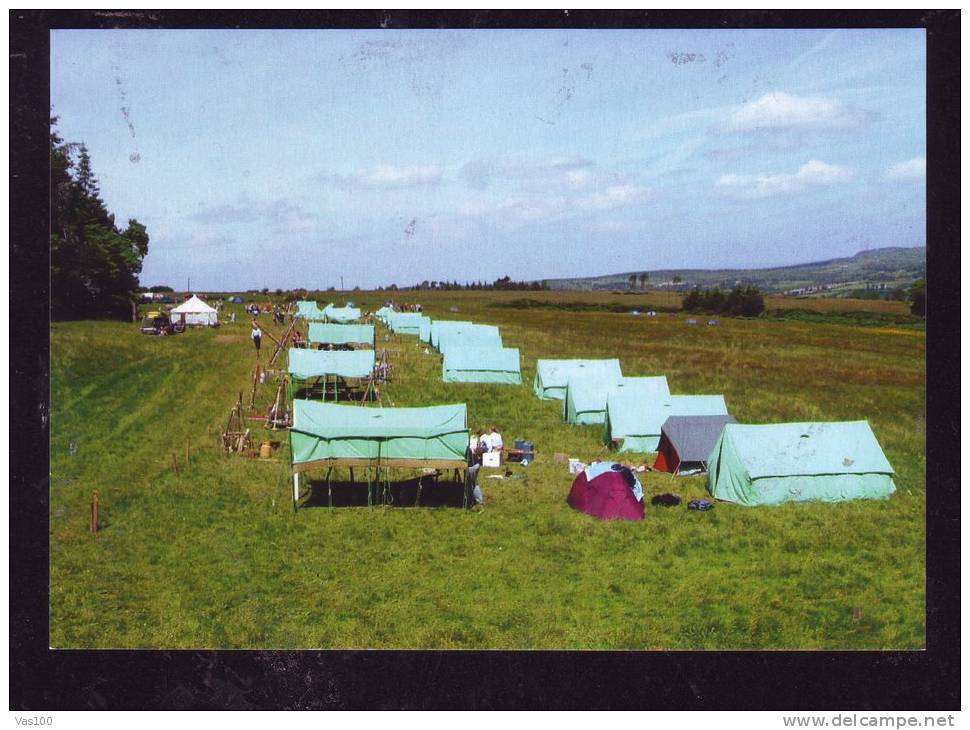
[185,437,190,464]
[171,453,180,476]
[90,491,100,533]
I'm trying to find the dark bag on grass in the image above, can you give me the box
[651,493,681,507]
[687,499,714,511]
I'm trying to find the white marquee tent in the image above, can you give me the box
[169,295,219,327]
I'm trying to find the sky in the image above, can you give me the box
[50,28,926,291]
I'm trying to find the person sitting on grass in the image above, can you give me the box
[488,426,504,454]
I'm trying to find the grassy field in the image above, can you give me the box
[50,292,925,649]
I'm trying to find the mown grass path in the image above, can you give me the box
[50,294,924,648]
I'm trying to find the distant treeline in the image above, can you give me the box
[681,286,765,317]
[489,298,679,314]
[385,276,551,292]
[51,115,150,320]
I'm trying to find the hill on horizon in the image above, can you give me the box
[546,246,926,296]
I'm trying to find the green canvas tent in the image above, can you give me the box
[387,312,430,336]
[291,400,469,469]
[563,373,625,425]
[429,320,472,348]
[374,306,392,323]
[707,421,896,505]
[602,377,671,452]
[533,359,623,401]
[288,348,376,380]
[324,304,361,323]
[307,323,375,347]
[442,346,521,384]
[605,389,726,453]
[290,400,470,506]
[287,348,377,401]
[436,325,503,354]
[295,300,327,320]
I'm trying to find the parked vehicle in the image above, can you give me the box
[139,311,181,335]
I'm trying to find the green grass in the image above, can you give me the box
[50,293,925,649]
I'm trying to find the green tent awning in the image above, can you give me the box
[307,323,375,346]
[290,400,469,467]
[287,348,375,379]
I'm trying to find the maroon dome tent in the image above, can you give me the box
[567,462,644,521]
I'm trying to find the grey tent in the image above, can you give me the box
[653,415,737,474]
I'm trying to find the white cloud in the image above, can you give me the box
[577,184,653,211]
[460,156,595,190]
[884,157,925,182]
[715,160,854,199]
[321,164,443,188]
[728,92,869,132]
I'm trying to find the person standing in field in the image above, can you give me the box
[251,320,262,359]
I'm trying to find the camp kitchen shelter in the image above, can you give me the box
[290,400,470,507]
[169,295,218,327]
[436,324,503,354]
[533,359,623,401]
[653,415,738,474]
[707,421,896,506]
[307,323,375,348]
[287,347,377,401]
[324,303,362,323]
[387,312,430,336]
[442,346,521,384]
[296,301,327,320]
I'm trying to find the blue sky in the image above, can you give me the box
[50,28,926,290]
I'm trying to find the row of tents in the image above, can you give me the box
[283,306,896,509]
[533,359,728,452]
[295,300,362,324]
[533,358,895,505]
[375,308,523,385]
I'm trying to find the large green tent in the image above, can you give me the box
[442,346,521,384]
[287,348,377,401]
[290,400,469,469]
[602,376,674,452]
[429,320,472,348]
[307,323,375,346]
[387,312,430,336]
[374,306,393,323]
[707,421,896,505]
[437,325,503,354]
[563,373,625,425]
[324,304,362,323]
[605,390,727,453]
[533,359,623,401]
[295,300,327,320]
[290,400,470,506]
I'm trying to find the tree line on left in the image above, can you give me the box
[50,114,150,321]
